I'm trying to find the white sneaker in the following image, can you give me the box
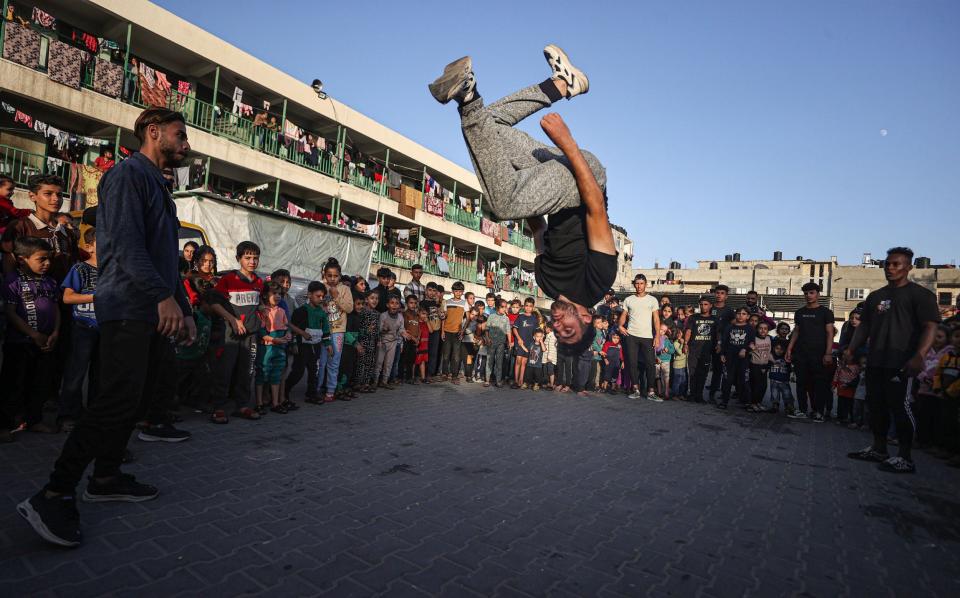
[428,56,476,105]
[544,44,589,98]
[787,411,808,420]
[646,392,664,403]
[628,390,642,399]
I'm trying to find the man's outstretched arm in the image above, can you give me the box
[540,113,616,256]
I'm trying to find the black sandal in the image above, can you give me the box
[270,404,288,414]
[283,400,300,411]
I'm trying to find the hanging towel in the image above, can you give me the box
[33,120,48,136]
[48,40,85,89]
[92,57,123,97]
[46,157,64,173]
[14,110,33,128]
[31,7,56,29]
[79,165,103,207]
[177,80,191,96]
[1,102,14,114]
[2,22,41,69]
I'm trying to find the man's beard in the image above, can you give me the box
[160,142,185,168]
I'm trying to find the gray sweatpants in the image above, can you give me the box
[460,83,607,221]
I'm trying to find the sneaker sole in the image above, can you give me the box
[16,499,81,547]
[847,452,889,463]
[428,56,472,104]
[544,44,589,96]
[81,490,159,503]
[137,431,191,443]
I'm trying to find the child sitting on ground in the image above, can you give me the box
[0,238,60,441]
[256,282,292,413]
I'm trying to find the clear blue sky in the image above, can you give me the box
[156,0,959,268]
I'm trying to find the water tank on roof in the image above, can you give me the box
[796,255,803,261]
[669,261,681,269]
[733,252,741,262]
[773,251,782,261]
[709,261,718,270]
[915,257,931,269]
[724,254,733,262]
[666,271,675,281]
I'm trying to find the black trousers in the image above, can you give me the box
[687,342,712,401]
[624,336,656,391]
[58,321,100,422]
[708,350,725,394]
[866,367,914,453]
[400,340,417,381]
[557,353,575,386]
[427,330,441,376]
[285,343,321,399]
[793,354,831,415]
[1,343,56,429]
[47,320,175,494]
[440,334,462,376]
[748,363,769,405]
[721,355,750,405]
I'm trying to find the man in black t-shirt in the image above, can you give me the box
[429,48,617,356]
[684,296,719,403]
[708,285,736,401]
[844,247,940,474]
[786,282,835,422]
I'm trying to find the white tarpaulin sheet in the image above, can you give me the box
[175,194,374,280]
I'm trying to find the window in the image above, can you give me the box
[846,288,869,300]
[939,292,953,306]
[735,287,749,295]
[767,287,787,296]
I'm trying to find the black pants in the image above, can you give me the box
[1,343,56,429]
[400,340,417,381]
[285,343,321,399]
[47,320,175,494]
[557,353,575,386]
[176,356,209,409]
[721,355,750,405]
[866,367,914,455]
[709,350,724,394]
[572,350,593,391]
[440,334,462,376]
[624,336,655,391]
[687,342,712,401]
[748,363,769,406]
[57,322,100,422]
[793,354,831,415]
[427,330,441,376]
[526,365,545,385]
[209,332,256,410]
[339,344,357,389]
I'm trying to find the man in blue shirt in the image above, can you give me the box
[19,108,196,548]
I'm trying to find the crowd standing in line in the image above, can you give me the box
[1,108,957,550]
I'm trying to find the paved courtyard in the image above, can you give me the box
[2,383,959,597]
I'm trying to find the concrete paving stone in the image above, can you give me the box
[298,552,372,590]
[348,554,422,592]
[51,564,147,598]
[400,557,472,594]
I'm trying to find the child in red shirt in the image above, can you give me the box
[0,175,31,235]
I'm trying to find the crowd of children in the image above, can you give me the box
[1,172,959,470]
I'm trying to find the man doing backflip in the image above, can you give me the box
[429,45,617,355]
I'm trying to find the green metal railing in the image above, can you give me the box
[0,144,69,186]
[508,230,535,251]
[444,203,481,231]
[448,260,476,282]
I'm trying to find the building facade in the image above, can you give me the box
[0,0,566,305]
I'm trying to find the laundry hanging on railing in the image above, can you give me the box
[424,195,444,218]
[92,58,122,97]
[47,40,87,89]
[31,8,56,29]
[138,64,168,107]
[3,22,41,69]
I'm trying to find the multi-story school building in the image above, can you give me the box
[1,0,640,306]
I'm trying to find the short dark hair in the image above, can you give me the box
[406,294,419,303]
[736,307,750,315]
[633,273,647,282]
[0,174,14,187]
[801,282,821,293]
[82,227,96,246]
[307,281,327,294]
[271,268,291,281]
[524,297,535,305]
[887,246,914,262]
[714,284,730,293]
[426,282,438,290]
[451,281,464,291]
[133,107,186,144]
[14,236,52,258]
[27,173,64,193]
[376,267,391,278]
[235,241,261,259]
[485,292,496,299]
[411,264,423,271]
[747,290,758,296]
[700,295,714,304]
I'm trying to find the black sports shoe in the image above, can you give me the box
[17,491,81,547]
[82,474,159,503]
[878,456,916,474]
[847,446,889,463]
[137,424,191,443]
